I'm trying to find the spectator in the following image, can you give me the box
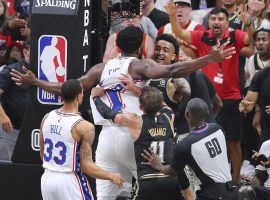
[158,0,205,60]
[0,41,29,160]
[166,2,254,184]
[246,0,270,30]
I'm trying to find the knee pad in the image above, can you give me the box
[239,186,256,200]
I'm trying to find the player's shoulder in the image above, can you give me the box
[73,119,94,133]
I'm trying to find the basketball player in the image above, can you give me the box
[91,86,193,200]
[11,26,235,199]
[40,79,124,200]
[142,98,239,199]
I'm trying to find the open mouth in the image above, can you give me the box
[213,26,221,32]
[155,56,164,63]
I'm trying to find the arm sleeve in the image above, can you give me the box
[92,96,120,122]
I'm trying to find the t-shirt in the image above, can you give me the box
[0,60,29,128]
[249,67,270,141]
[191,29,246,99]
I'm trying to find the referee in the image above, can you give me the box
[142,98,239,199]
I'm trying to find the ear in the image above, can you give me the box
[171,53,176,62]
[185,110,189,120]
[139,104,143,112]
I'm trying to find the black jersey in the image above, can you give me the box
[134,109,175,179]
[172,123,232,186]
[149,78,185,134]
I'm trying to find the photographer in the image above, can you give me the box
[239,140,270,200]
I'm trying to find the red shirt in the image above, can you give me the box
[191,29,246,100]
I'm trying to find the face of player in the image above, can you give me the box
[248,0,266,13]
[255,31,270,58]
[222,0,237,7]
[209,12,229,38]
[175,2,192,26]
[154,40,176,65]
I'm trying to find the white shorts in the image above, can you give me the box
[41,170,94,200]
[96,125,137,199]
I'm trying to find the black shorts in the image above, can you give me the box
[216,99,243,141]
[134,176,183,200]
[196,182,239,200]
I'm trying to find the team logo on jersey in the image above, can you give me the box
[38,35,67,105]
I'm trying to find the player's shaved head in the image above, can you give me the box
[186,98,209,122]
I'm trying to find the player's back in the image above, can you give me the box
[41,109,84,173]
[90,57,146,126]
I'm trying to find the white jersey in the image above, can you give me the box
[90,57,146,126]
[41,109,84,173]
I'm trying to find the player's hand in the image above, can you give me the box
[164,0,177,16]
[120,74,141,96]
[266,105,270,115]
[10,66,37,86]
[141,148,163,170]
[239,100,254,113]
[109,173,124,187]
[0,114,12,133]
[209,40,236,62]
[20,26,30,40]
[91,87,105,97]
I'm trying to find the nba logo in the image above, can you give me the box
[38,35,67,105]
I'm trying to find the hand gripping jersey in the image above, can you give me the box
[41,109,84,172]
[90,57,146,126]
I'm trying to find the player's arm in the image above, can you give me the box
[77,121,124,186]
[91,94,141,139]
[130,41,235,80]
[103,33,117,63]
[39,114,48,161]
[10,63,103,94]
[165,1,192,44]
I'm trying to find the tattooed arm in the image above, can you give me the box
[75,121,124,186]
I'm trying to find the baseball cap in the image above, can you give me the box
[174,0,191,5]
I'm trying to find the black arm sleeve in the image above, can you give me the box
[177,170,190,190]
[92,96,120,122]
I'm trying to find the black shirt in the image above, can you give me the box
[177,72,217,134]
[249,67,270,141]
[0,60,29,128]
[147,8,170,30]
[134,109,175,179]
[172,123,231,186]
